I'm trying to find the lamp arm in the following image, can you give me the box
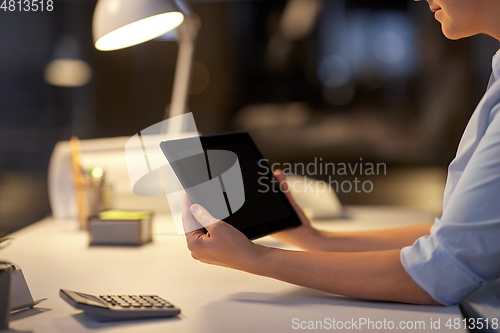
[164,16,200,121]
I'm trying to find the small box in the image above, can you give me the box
[88,210,153,246]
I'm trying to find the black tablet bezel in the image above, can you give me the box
[160,131,301,240]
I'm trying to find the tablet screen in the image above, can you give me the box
[160,132,301,239]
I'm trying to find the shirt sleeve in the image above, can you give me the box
[401,103,500,306]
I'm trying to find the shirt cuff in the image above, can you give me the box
[401,231,485,306]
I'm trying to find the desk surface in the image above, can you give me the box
[3,206,465,333]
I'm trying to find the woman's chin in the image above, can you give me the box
[441,27,465,40]
[441,23,477,40]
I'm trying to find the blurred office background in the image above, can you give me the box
[1,0,499,234]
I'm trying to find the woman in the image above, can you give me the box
[182,0,500,306]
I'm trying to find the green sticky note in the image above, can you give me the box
[98,210,151,221]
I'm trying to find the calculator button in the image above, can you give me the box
[142,304,153,308]
[131,304,142,308]
[153,304,164,308]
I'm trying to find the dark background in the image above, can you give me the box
[1,0,499,234]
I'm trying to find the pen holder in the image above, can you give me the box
[0,270,11,330]
[76,184,112,230]
[85,184,112,218]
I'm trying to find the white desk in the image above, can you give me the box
[3,206,466,333]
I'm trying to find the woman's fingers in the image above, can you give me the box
[182,193,205,235]
[190,204,220,230]
[179,194,269,271]
[273,170,308,222]
[274,170,297,206]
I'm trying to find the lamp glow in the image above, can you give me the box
[95,12,184,51]
[44,59,93,87]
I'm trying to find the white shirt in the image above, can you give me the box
[401,49,500,306]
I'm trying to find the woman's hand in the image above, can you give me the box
[182,195,268,272]
[271,170,323,250]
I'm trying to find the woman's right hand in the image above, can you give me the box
[271,170,323,250]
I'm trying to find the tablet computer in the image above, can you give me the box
[159,132,301,239]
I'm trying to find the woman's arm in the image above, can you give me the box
[272,170,432,252]
[254,247,439,305]
[310,224,433,252]
[183,200,440,306]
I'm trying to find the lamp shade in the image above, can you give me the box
[92,0,189,51]
[44,37,92,87]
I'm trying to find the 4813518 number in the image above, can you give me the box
[1,0,53,11]
[446,317,499,330]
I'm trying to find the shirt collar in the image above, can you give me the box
[491,48,500,83]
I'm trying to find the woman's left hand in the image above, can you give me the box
[182,195,267,272]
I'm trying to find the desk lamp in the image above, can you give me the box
[45,1,93,88]
[92,0,199,120]
[45,37,93,87]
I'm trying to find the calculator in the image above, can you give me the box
[60,289,181,322]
